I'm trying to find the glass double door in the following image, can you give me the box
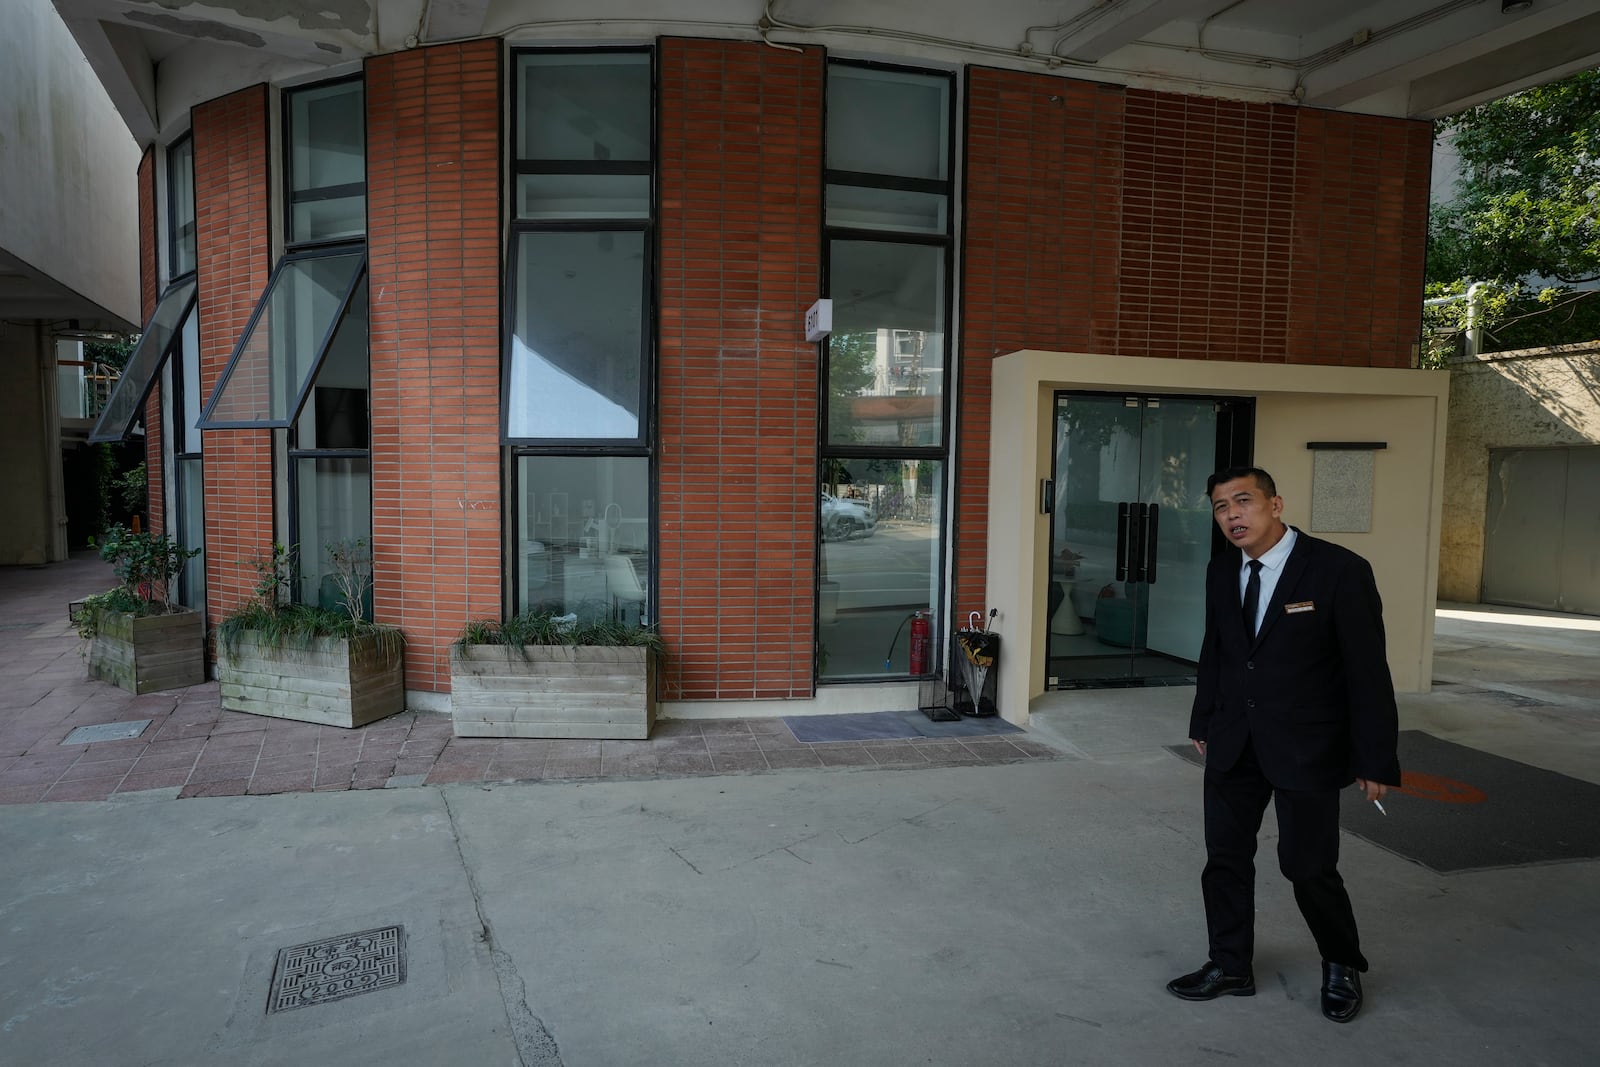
[1047,392,1249,688]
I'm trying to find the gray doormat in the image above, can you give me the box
[1165,730,1600,873]
[784,710,1023,743]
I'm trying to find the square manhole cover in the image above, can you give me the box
[62,720,152,745]
[267,926,406,1014]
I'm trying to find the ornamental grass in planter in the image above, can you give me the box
[78,524,205,695]
[450,612,664,740]
[216,541,405,729]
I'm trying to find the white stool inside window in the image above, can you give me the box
[605,553,646,623]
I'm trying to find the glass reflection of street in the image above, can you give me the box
[821,523,937,679]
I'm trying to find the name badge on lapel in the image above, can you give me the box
[1284,601,1315,614]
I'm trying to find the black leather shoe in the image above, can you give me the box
[1321,961,1363,1022]
[1166,961,1255,1001]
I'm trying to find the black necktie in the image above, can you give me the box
[1242,559,1262,640]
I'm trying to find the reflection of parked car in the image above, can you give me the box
[821,492,876,541]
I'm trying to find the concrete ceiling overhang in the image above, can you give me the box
[49,0,1600,148]
[0,249,138,336]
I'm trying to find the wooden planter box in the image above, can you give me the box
[450,644,657,739]
[218,631,405,729]
[87,607,206,694]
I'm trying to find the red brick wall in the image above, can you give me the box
[136,148,163,536]
[1286,108,1432,365]
[366,41,503,693]
[138,148,158,317]
[657,39,824,700]
[956,67,1432,614]
[192,85,273,623]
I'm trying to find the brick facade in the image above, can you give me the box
[366,41,504,693]
[955,67,1432,616]
[657,39,825,700]
[191,85,273,623]
[136,148,163,536]
[166,51,1435,705]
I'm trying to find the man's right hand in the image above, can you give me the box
[1191,739,1207,756]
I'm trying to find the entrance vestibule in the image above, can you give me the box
[984,350,1450,725]
[1046,392,1252,689]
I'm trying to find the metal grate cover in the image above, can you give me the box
[267,926,406,1014]
[62,720,152,745]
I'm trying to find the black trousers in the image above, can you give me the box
[1201,738,1367,977]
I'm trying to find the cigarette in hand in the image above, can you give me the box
[1373,798,1387,816]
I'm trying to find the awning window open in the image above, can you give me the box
[198,249,365,429]
[88,278,197,443]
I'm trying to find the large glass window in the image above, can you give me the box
[294,456,372,612]
[819,458,944,677]
[819,62,954,682]
[514,51,651,220]
[168,292,206,610]
[826,66,950,182]
[176,308,202,452]
[507,230,646,440]
[293,280,369,450]
[198,76,371,612]
[169,135,196,277]
[827,240,946,447]
[508,48,654,617]
[286,79,365,245]
[288,273,370,610]
[826,65,950,233]
[515,456,650,624]
[175,456,205,610]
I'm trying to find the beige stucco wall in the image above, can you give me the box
[0,322,65,564]
[987,351,1450,725]
[1438,343,1600,603]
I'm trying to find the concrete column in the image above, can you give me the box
[0,321,67,564]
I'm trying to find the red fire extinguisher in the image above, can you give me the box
[909,610,931,675]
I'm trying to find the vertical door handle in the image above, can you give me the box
[1115,503,1130,582]
[1129,503,1147,583]
[1145,503,1160,584]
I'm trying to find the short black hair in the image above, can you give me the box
[1207,466,1277,499]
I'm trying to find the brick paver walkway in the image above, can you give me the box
[1,555,1057,803]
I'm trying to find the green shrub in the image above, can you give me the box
[216,600,404,662]
[77,525,201,642]
[456,611,664,655]
[216,541,402,662]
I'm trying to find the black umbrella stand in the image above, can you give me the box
[949,611,1000,717]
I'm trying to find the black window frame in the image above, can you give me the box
[817,57,958,682]
[500,220,655,450]
[504,45,658,620]
[195,244,367,431]
[281,73,368,252]
[510,47,655,206]
[87,278,199,444]
[167,132,197,281]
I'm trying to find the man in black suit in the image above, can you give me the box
[1166,466,1400,1023]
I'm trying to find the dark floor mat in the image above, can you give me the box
[1165,730,1600,873]
[784,710,1023,743]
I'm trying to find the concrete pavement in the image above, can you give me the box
[2,563,1598,1064]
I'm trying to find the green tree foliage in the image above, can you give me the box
[84,336,137,373]
[1426,67,1600,360]
[826,329,878,443]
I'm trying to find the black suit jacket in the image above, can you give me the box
[1188,529,1401,791]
